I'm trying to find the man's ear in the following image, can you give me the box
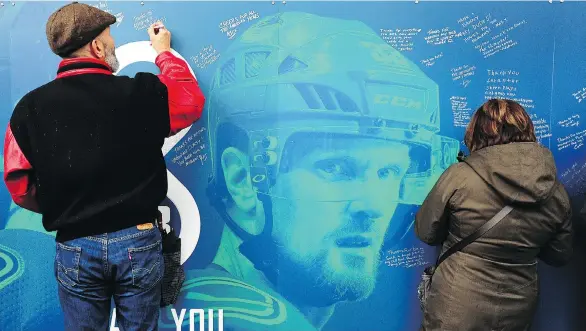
[221,147,257,213]
[89,39,105,59]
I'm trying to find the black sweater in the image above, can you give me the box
[4,53,204,242]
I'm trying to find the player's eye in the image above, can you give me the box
[313,158,356,181]
[378,165,402,179]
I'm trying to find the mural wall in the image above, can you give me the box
[1,1,586,330]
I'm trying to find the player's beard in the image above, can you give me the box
[267,194,380,308]
[268,243,380,308]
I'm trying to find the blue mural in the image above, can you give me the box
[1,1,585,330]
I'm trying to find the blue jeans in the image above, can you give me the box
[54,223,164,331]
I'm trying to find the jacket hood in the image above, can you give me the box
[463,142,558,204]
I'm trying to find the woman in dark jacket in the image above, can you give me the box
[416,99,573,331]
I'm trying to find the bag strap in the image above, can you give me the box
[436,205,513,266]
[155,210,166,234]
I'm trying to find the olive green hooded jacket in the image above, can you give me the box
[416,142,573,331]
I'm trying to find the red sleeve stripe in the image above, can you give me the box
[3,125,40,212]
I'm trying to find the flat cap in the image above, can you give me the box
[46,2,116,57]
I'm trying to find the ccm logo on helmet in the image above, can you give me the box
[373,94,423,110]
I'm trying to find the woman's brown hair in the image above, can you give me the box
[464,99,536,152]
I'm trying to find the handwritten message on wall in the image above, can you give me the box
[573,87,586,103]
[133,10,166,31]
[219,11,261,39]
[558,114,580,128]
[452,64,476,88]
[557,129,586,151]
[556,114,585,152]
[380,28,422,52]
[384,247,428,268]
[171,127,208,167]
[532,115,552,143]
[420,52,444,67]
[425,27,464,45]
[458,13,526,58]
[560,161,586,194]
[484,69,535,110]
[450,96,472,128]
[191,45,221,69]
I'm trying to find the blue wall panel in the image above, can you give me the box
[1,1,585,330]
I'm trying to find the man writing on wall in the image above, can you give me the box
[3,2,205,330]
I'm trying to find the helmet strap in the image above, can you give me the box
[207,178,280,283]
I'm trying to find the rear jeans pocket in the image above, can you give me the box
[56,243,81,289]
[128,240,163,291]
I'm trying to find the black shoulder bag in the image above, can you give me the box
[156,211,186,307]
[417,205,514,311]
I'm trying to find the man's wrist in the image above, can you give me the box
[156,48,171,55]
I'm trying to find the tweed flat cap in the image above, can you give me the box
[46,2,116,56]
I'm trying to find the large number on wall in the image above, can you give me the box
[115,41,200,264]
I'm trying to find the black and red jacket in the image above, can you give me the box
[4,51,205,242]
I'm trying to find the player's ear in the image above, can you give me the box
[221,147,257,213]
